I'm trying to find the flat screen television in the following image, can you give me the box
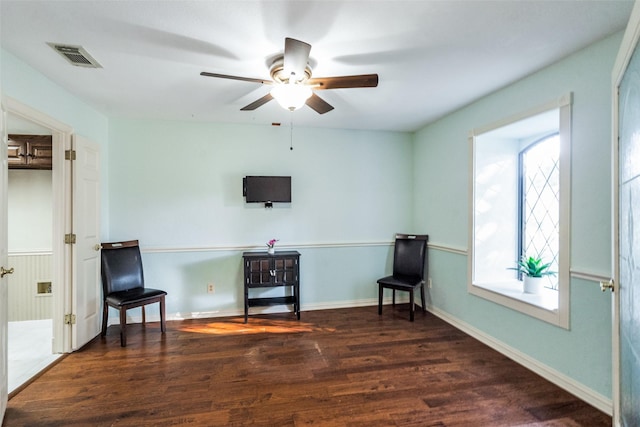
[243,176,291,205]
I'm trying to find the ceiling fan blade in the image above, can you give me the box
[200,71,273,85]
[306,93,334,114]
[284,38,311,81]
[240,93,274,111]
[307,74,379,90]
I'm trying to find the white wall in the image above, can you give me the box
[7,253,52,321]
[7,169,54,322]
[7,170,52,252]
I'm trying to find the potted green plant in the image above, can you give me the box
[510,255,555,293]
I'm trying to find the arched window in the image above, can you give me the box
[469,93,571,328]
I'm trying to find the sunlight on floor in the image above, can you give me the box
[178,317,336,335]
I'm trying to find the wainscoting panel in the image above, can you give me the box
[7,252,53,321]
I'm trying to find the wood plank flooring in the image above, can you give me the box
[4,306,611,426]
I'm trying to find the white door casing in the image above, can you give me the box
[71,135,101,350]
[0,103,10,424]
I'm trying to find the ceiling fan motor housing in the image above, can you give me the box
[270,56,313,83]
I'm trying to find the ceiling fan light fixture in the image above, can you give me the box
[270,82,312,111]
[201,38,377,114]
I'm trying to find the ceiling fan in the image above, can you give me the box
[201,38,378,114]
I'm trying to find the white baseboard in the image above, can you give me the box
[108,297,406,325]
[108,299,611,415]
[426,305,612,416]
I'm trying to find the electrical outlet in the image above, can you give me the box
[207,283,215,294]
[428,278,433,289]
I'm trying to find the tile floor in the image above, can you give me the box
[8,319,61,393]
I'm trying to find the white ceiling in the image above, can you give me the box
[0,1,634,132]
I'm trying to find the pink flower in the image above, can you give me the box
[266,239,279,248]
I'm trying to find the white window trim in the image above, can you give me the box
[467,93,572,329]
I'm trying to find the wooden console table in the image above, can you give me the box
[242,251,300,323]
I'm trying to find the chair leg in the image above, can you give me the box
[392,289,396,306]
[409,290,415,322]
[101,302,108,337]
[119,308,127,347]
[420,282,426,312]
[160,297,166,333]
[142,306,146,325]
[378,284,383,315]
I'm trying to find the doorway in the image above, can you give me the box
[2,96,103,398]
[2,96,104,424]
[6,113,61,394]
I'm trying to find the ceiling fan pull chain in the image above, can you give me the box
[290,113,294,151]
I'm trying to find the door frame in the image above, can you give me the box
[2,96,73,354]
[611,2,640,425]
[1,97,9,423]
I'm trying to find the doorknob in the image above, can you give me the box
[93,244,102,251]
[600,279,615,292]
[1,266,14,278]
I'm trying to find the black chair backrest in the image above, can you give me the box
[393,234,428,280]
[101,240,144,294]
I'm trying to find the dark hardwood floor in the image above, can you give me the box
[4,306,610,426]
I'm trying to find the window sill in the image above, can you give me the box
[469,280,565,328]
[474,280,558,311]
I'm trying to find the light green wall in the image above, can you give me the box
[1,49,108,147]
[1,29,622,402]
[1,45,413,317]
[108,120,413,247]
[108,119,413,314]
[140,245,394,315]
[1,48,110,235]
[413,32,622,398]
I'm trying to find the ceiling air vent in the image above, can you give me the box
[47,43,102,68]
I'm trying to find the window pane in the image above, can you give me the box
[522,135,559,290]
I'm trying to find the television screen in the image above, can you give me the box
[243,176,291,203]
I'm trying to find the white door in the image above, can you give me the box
[613,3,640,425]
[71,135,101,350]
[0,105,10,423]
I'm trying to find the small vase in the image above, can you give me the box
[267,247,275,255]
[523,276,543,294]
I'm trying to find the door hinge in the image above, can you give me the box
[65,149,76,160]
[64,233,77,244]
[64,314,76,325]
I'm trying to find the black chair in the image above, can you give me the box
[377,234,428,321]
[101,240,167,347]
